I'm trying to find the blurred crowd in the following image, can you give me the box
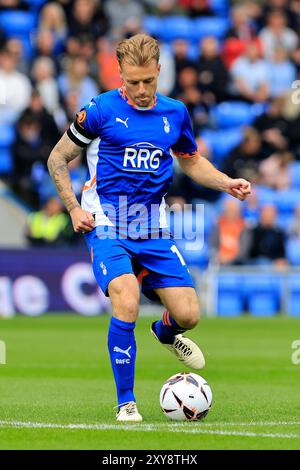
[1,0,300,264]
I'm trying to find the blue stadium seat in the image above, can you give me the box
[289,162,300,189]
[192,17,230,42]
[160,16,192,42]
[177,240,210,268]
[0,11,36,59]
[256,186,277,206]
[0,124,15,147]
[210,0,230,16]
[24,0,47,10]
[0,148,13,174]
[275,189,300,215]
[210,101,266,129]
[287,275,300,316]
[200,127,243,164]
[0,125,14,175]
[244,275,280,316]
[286,239,300,266]
[0,11,36,36]
[143,16,162,38]
[217,274,243,316]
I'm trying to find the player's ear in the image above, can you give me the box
[157,63,161,75]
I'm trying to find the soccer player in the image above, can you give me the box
[47,34,251,422]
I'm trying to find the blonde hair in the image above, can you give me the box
[116,34,160,68]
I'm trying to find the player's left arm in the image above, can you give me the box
[177,152,251,201]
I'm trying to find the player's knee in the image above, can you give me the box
[114,298,139,322]
[179,304,200,330]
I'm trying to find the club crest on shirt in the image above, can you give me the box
[76,110,87,129]
[163,116,170,133]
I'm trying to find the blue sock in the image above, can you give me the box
[153,310,187,344]
[107,316,136,408]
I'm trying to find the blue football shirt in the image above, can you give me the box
[67,87,197,234]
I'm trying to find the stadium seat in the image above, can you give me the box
[210,0,230,16]
[160,16,192,42]
[0,148,13,174]
[256,186,277,206]
[0,124,15,147]
[244,275,280,316]
[0,11,36,36]
[24,0,47,10]
[217,273,243,316]
[0,125,15,175]
[289,161,300,189]
[0,11,36,59]
[286,275,300,316]
[143,16,162,38]
[200,127,244,164]
[275,189,300,216]
[210,101,266,129]
[286,239,300,266]
[192,17,230,42]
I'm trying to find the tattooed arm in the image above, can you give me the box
[47,133,94,233]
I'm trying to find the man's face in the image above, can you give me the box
[119,60,160,108]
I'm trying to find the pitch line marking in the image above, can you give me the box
[0,421,300,440]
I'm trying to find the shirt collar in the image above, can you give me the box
[118,86,157,110]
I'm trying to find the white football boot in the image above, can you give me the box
[116,401,143,422]
[151,322,205,370]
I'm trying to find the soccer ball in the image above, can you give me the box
[160,372,212,421]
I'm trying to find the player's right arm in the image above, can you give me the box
[47,133,95,233]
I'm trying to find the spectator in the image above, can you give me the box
[259,10,298,60]
[0,48,32,124]
[258,150,293,190]
[0,0,28,11]
[240,204,287,266]
[25,197,71,247]
[38,2,68,55]
[5,38,28,75]
[177,0,214,17]
[58,56,98,109]
[198,36,229,103]
[211,198,246,265]
[172,66,208,131]
[268,46,297,98]
[157,42,176,96]
[68,0,109,40]
[96,37,122,91]
[32,56,61,116]
[222,127,271,182]
[226,4,257,42]
[12,111,47,206]
[261,0,295,28]
[143,0,177,15]
[254,97,289,152]
[26,90,61,152]
[104,0,144,39]
[230,40,270,103]
[35,30,59,73]
[222,4,258,69]
[172,39,196,76]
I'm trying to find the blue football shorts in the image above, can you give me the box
[84,228,194,301]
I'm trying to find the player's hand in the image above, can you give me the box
[70,207,95,233]
[225,178,251,201]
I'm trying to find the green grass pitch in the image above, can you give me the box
[0,314,300,450]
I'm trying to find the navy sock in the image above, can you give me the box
[107,316,136,408]
[153,309,187,344]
